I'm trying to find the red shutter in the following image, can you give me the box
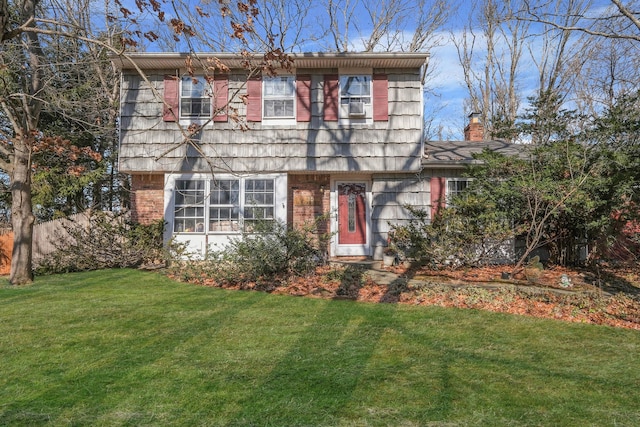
[296,75,312,122]
[163,75,179,122]
[323,74,339,121]
[213,75,229,122]
[373,73,388,121]
[246,76,262,122]
[430,177,446,219]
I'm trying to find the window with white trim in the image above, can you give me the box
[174,180,206,233]
[173,178,275,233]
[180,76,211,119]
[244,179,275,228]
[209,179,240,232]
[339,75,371,117]
[263,76,295,119]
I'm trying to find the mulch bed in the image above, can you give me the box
[170,263,640,330]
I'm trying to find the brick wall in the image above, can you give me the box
[130,174,165,224]
[288,174,331,251]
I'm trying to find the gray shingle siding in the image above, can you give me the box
[119,69,423,174]
[371,173,430,252]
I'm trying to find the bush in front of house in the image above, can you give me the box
[391,195,514,268]
[206,219,327,286]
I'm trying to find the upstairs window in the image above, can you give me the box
[263,76,295,119]
[181,76,211,119]
[339,75,371,117]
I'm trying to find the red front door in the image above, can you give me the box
[338,183,366,245]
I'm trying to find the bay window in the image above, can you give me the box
[173,177,275,233]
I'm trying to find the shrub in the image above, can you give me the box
[390,195,514,268]
[206,219,327,286]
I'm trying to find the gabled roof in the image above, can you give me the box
[423,140,527,168]
[111,52,430,71]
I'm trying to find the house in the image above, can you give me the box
[113,52,516,260]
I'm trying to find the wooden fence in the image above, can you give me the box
[0,211,122,275]
[32,211,95,268]
[0,230,11,275]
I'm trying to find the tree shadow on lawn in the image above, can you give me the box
[0,290,264,425]
[225,266,446,425]
[225,296,401,425]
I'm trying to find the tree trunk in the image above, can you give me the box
[10,140,34,285]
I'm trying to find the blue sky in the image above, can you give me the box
[118,0,622,140]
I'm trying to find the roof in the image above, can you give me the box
[423,140,527,168]
[110,51,430,71]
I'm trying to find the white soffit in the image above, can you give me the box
[111,52,430,71]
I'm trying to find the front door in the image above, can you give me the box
[336,182,368,255]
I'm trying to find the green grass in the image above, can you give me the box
[0,270,639,426]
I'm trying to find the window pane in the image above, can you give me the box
[340,76,371,97]
[244,179,275,230]
[264,76,294,96]
[181,77,206,97]
[181,76,210,118]
[174,179,205,233]
[181,99,211,117]
[263,76,295,118]
[264,100,294,118]
[244,207,274,220]
[209,179,240,232]
[209,207,240,232]
[211,180,239,204]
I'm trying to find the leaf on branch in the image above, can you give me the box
[196,6,209,18]
[144,31,159,42]
[120,37,138,48]
[149,0,162,13]
[207,57,230,73]
[230,22,246,40]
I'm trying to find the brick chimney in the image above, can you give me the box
[464,112,484,142]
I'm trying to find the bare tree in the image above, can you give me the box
[520,0,640,116]
[324,0,359,52]
[253,0,319,52]
[0,0,286,284]
[573,34,640,115]
[519,0,640,42]
[0,0,46,284]
[452,0,528,139]
[526,0,591,99]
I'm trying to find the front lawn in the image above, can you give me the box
[1,269,639,426]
